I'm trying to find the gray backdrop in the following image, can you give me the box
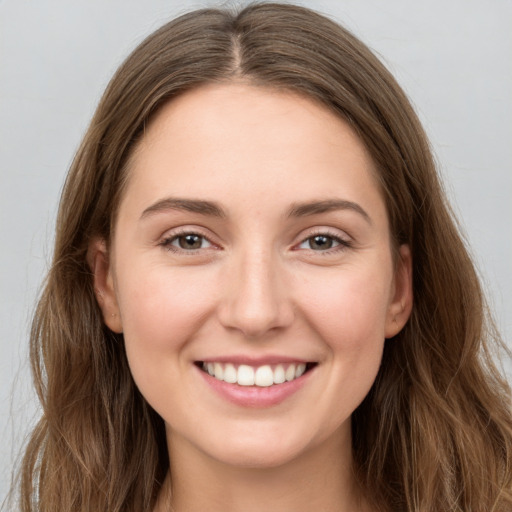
[1,0,511,503]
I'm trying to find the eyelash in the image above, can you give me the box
[159,229,352,255]
[296,229,352,254]
[160,229,214,254]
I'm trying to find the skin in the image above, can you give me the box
[90,83,412,512]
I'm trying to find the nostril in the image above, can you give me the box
[217,272,295,338]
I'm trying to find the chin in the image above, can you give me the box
[195,424,325,470]
[210,443,303,470]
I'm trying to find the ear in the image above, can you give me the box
[87,238,123,333]
[385,244,413,338]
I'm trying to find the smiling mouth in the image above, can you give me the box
[195,361,317,387]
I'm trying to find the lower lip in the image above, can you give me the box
[196,366,314,408]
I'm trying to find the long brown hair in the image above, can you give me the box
[14,3,512,511]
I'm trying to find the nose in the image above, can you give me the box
[217,249,294,339]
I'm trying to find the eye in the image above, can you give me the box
[162,232,213,252]
[297,232,350,252]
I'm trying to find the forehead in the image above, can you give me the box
[120,83,386,224]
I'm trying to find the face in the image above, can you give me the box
[91,83,412,470]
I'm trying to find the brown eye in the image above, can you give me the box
[163,233,213,252]
[177,234,205,250]
[297,232,349,252]
[308,235,335,250]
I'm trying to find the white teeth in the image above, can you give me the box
[214,363,224,380]
[237,365,255,386]
[285,365,296,382]
[201,361,312,387]
[295,363,306,378]
[223,363,237,383]
[273,364,285,384]
[254,365,274,387]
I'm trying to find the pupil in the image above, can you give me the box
[179,234,202,249]
[310,235,332,250]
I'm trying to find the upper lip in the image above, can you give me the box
[196,355,314,366]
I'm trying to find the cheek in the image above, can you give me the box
[295,265,391,424]
[115,264,219,361]
[295,262,392,351]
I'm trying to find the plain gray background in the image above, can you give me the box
[1,0,511,503]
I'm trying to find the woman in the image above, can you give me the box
[15,3,512,511]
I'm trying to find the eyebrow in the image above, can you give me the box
[287,199,372,224]
[140,196,371,224]
[141,198,226,219]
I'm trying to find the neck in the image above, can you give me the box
[155,428,369,512]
